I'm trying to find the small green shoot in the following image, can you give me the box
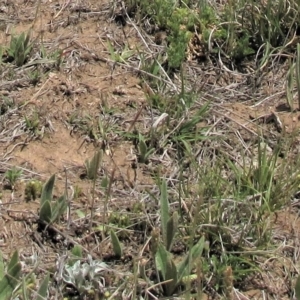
[286,59,295,111]
[39,174,67,224]
[36,273,49,300]
[4,167,23,189]
[85,150,103,180]
[154,236,207,296]
[107,41,134,64]
[158,179,179,251]
[160,179,169,248]
[68,245,83,267]
[110,230,123,258]
[138,133,155,163]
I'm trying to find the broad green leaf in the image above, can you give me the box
[177,236,206,281]
[39,200,52,223]
[155,244,178,296]
[68,245,83,266]
[295,275,300,300]
[160,179,169,247]
[51,195,67,223]
[139,139,147,157]
[41,174,55,206]
[166,211,178,251]
[110,230,123,258]
[155,243,171,280]
[71,245,83,258]
[7,251,20,274]
[0,251,4,279]
[0,251,21,300]
[164,256,178,296]
[36,273,49,300]
[86,151,102,180]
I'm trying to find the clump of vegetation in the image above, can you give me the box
[24,180,42,202]
[2,31,33,67]
[39,174,67,225]
[4,167,22,190]
[125,0,300,70]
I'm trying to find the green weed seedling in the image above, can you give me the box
[6,31,33,67]
[155,237,207,296]
[110,230,123,258]
[0,96,15,116]
[286,43,300,112]
[286,57,295,111]
[68,245,83,267]
[107,41,134,64]
[24,112,40,136]
[85,151,103,180]
[39,174,67,224]
[4,167,23,190]
[137,133,155,163]
[148,179,207,296]
[20,272,50,300]
[0,250,22,300]
[35,273,50,300]
[159,179,178,251]
[16,273,50,300]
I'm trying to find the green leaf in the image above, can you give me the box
[24,31,31,49]
[71,245,83,258]
[101,176,109,189]
[139,138,147,156]
[0,251,21,300]
[69,245,83,266]
[39,200,52,223]
[177,236,206,281]
[155,243,171,280]
[21,277,29,300]
[0,251,4,279]
[85,151,102,180]
[7,251,20,274]
[110,230,123,258]
[166,211,178,251]
[160,179,169,247]
[155,244,178,296]
[41,174,55,206]
[164,256,178,296]
[51,195,67,223]
[295,275,300,300]
[36,273,49,300]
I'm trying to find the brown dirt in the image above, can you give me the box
[0,0,150,278]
